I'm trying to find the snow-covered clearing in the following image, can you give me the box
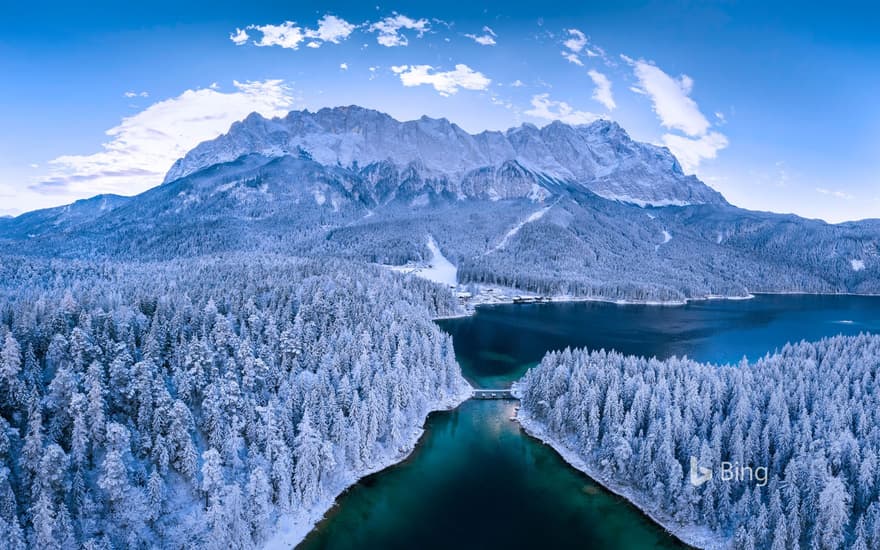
[388,235,458,286]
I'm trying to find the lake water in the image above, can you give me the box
[299,295,880,549]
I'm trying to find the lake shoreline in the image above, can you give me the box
[434,287,757,320]
[513,406,728,550]
[306,293,879,548]
[437,286,880,321]
[264,383,474,550]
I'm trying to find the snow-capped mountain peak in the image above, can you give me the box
[163,106,725,207]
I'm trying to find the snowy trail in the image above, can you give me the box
[655,229,672,251]
[488,204,553,254]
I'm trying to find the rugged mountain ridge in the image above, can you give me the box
[164,106,725,207]
[1,106,877,301]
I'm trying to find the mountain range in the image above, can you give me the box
[1,106,877,301]
[165,105,724,207]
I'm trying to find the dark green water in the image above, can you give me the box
[299,295,880,550]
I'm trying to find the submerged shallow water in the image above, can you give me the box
[299,295,880,550]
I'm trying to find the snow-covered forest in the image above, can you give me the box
[517,335,880,549]
[0,254,470,548]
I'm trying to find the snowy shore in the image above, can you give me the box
[513,404,729,550]
[433,283,756,319]
[381,234,755,317]
[264,383,473,549]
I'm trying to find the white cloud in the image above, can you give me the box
[245,15,355,50]
[124,91,149,99]
[587,70,615,110]
[465,26,497,46]
[339,62,348,70]
[624,57,728,171]
[560,29,593,65]
[627,58,710,137]
[390,64,409,74]
[230,28,249,45]
[31,80,296,198]
[369,14,429,47]
[307,15,356,44]
[816,187,855,200]
[560,28,599,65]
[562,52,583,66]
[396,64,491,96]
[563,29,587,52]
[524,94,600,125]
[661,132,729,173]
[511,79,525,87]
[249,21,305,49]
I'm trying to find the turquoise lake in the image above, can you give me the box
[299,294,880,549]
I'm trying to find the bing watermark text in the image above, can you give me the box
[689,456,768,487]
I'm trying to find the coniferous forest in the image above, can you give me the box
[0,255,469,548]
[517,336,880,549]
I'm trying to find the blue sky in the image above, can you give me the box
[1,0,878,222]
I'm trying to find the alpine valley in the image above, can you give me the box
[1,107,880,550]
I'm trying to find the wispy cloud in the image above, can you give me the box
[369,14,429,47]
[624,56,727,172]
[560,28,602,65]
[524,94,600,125]
[31,80,296,197]
[394,64,491,96]
[124,91,149,99]
[816,187,855,200]
[465,26,497,46]
[587,70,615,110]
[562,52,583,66]
[661,132,729,173]
[240,15,356,50]
[563,29,587,53]
[561,28,586,66]
[627,58,709,136]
